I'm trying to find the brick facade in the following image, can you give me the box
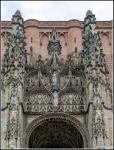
[1,19,112,84]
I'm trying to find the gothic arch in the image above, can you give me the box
[1,31,10,46]
[40,32,49,46]
[23,113,90,148]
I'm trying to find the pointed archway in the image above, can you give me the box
[23,113,90,148]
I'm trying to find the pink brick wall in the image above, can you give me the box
[1,20,112,84]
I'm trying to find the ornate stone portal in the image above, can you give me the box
[1,10,113,149]
[23,113,89,148]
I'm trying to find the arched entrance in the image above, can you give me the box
[29,119,83,148]
[23,113,90,148]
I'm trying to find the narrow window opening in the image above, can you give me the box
[31,37,33,43]
[75,47,78,57]
[30,46,33,52]
[74,37,76,43]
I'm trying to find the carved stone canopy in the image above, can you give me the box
[23,28,86,113]
[47,28,62,55]
[1,10,111,116]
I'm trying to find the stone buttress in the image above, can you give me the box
[1,10,27,148]
[79,10,112,148]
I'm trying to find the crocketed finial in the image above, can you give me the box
[51,27,59,42]
[47,28,62,55]
[14,10,22,17]
[86,10,93,17]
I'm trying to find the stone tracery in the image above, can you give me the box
[1,9,112,149]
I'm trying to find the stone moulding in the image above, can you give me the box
[23,112,90,148]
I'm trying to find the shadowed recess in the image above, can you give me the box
[29,118,84,148]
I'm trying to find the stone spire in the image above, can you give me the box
[80,10,111,148]
[2,10,27,77]
[82,10,108,75]
[13,10,22,17]
[1,10,27,149]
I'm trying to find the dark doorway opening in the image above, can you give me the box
[29,118,84,148]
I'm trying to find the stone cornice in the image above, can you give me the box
[1,20,112,30]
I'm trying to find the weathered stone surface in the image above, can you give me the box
[1,10,112,149]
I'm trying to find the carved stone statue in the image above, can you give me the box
[52,71,58,85]
[53,90,59,108]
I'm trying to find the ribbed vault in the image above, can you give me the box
[29,118,84,148]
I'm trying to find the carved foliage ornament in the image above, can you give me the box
[92,99,106,140]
